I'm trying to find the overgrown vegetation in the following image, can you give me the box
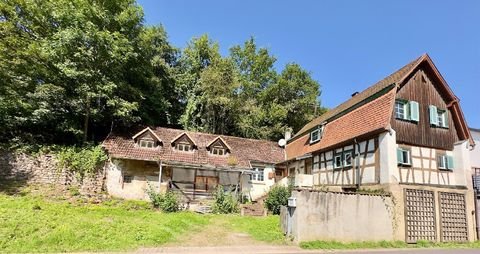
[211,186,239,214]
[0,0,325,146]
[146,184,182,212]
[264,185,292,215]
[57,146,107,180]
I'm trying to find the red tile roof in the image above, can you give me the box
[103,127,285,169]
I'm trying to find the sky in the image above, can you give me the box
[137,0,480,128]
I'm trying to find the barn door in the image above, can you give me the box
[439,192,468,242]
[404,189,437,243]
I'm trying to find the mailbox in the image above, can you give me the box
[287,197,296,207]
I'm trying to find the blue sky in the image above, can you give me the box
[137,0,480,128]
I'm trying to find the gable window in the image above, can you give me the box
[395,99,419,122]
[429,105,448,128]
[210,146,226,156]
[397,148,411,166]
[438,154,454,170]
[139,138,155,148]
[310,125,325,144]
[250,168,264,181]
[175,142,191,152]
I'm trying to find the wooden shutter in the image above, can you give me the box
[447,156,454,170]
[444,111,449,128]
[409,101,419,122]
[397,148,403,164]
[429,105,438,126]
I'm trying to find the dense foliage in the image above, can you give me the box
[0,0,325,146]
[146,184,181,212]
[264,185,292,215]
[211,186,239,214]
[57,145,107,180]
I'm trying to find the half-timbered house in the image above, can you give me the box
[102,127,285,202]
[284,54,476,242]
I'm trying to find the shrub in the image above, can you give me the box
[211,185,239,214]
[264,185,290,215]
[146,183,181,212]
[57,145,107,180]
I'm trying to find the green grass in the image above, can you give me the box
[0,193,209,252]
[0,188,285,252]
[300,240,480,250]
[221,215,285,243]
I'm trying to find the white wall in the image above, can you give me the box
[470,129,480,168]
[243,165,276,200]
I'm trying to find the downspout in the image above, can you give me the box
[158,160,163,192]
[354,138,361,189]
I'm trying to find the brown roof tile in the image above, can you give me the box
[103,127,285,169]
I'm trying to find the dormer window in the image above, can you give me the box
[175,142,191,152]
[310,125,324,144]
[139,138,155,148]
[211,146,226,156]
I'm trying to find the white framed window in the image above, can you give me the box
[310,129,320,143]
[397,148,411,166]
[429,105,448,128]
[438,154,454,170]
[334,155,342,169]
[344,152,353,167]
[395,99,419,122]
[175,142,191,152]
[250,168,264,181]
[210,146,226,156]
[139,138,155,148]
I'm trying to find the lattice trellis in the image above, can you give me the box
[404,189,437,243]
[439,192,468,242]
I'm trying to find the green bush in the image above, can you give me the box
[264,185,290,215]
[57,145,107,180]
[146,184,181,212]
[211,185,239,214]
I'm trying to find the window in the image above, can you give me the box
[210,146,226,156]
[139,138,155,148]
[123,175,133,183]
[250,168,264,181]
[429,105,448,128]
[395,99,419,122]
[397,148,411,166]
[175,142,191,152]
[438,154,454,170]
[334,155,342,169]
[310,129,320,143]
[344,152,352,167]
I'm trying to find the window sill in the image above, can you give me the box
[395,117,418,124]
[431,125,449,129]
[438,168,453,172]
[249,181,266,185]
[398,163,412,167]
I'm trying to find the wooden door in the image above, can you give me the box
[195,176,218,192]
[206,177,218,191]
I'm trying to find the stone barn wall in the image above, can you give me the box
[0,150,104,195]
[285,189,396,242]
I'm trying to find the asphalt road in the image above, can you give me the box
[135,246,480,254]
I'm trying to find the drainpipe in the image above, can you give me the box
[158,160,163,192]
[354,138,361,189]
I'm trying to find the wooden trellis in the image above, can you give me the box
[404,189,437,243]
[439,192,468,242]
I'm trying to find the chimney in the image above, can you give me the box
[351,91,359,97]
[285,128,292,141]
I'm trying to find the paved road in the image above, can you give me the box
[135,245,480,254]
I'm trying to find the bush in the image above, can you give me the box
[211,185,239,214]
[57,145,107,180]
[264,185,290,215]
[146,183,181,212]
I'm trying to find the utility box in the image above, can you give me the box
[288,197,296,207]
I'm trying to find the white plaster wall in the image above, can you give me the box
[243,166,276,200]
[470,129,480,168]
[379,130,399,184]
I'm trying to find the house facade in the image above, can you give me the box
[102,127,285,202]
[284,54,476,242]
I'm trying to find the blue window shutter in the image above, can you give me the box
[409,101,419,122]
[397,148,403,164]
[429,105,438,126]
[447,155,454,170]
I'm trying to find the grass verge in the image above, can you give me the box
[300,240,480,250]
[221,215,285,244]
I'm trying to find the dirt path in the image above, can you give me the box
[164,216,264,247]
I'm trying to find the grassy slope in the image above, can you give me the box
[0,190,285,252]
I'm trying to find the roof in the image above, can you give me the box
[286,53,473,160]
[103,127,285,169]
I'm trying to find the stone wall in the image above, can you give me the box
[285,189,395,242]
[0,150,104,195]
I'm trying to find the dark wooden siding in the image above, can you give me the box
[391,67,459,150]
